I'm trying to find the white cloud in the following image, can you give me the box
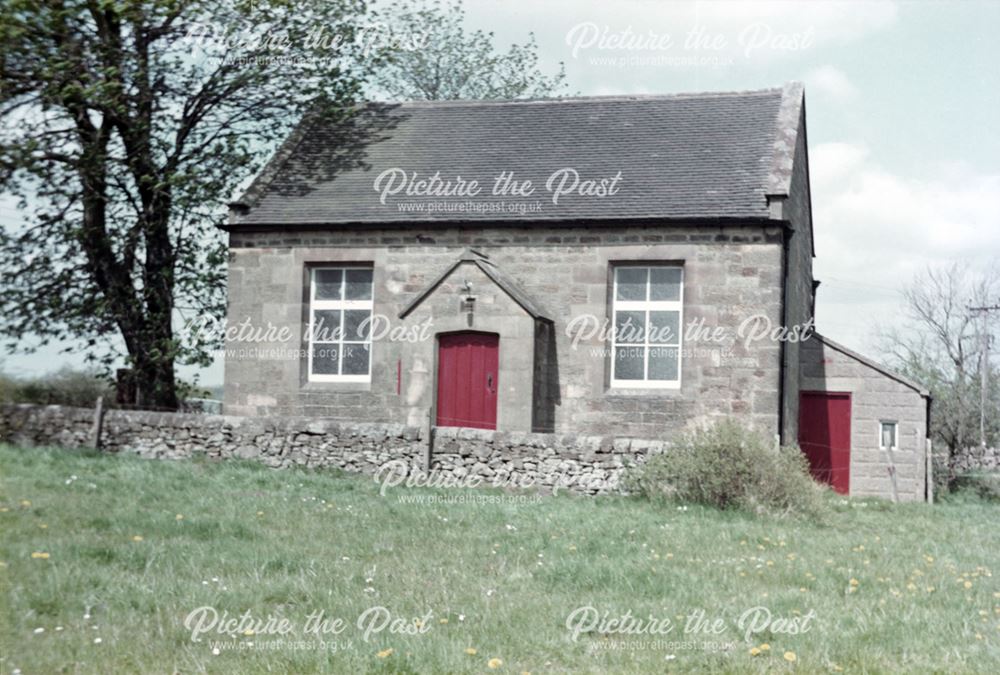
[810,141,1000,351]
[812,142,1000,263]
[463,0,901,72]
[805,65,858,101]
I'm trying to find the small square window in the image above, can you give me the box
[879,421,898,450]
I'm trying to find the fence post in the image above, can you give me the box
[89,395,106,450]
[423,409,434,472]
[926,438,933,504]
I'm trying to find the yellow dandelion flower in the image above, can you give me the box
[257,511,264,516]
[176,514,184,520]
[439,618,448,624]
[749,647,761,656]
[132,535,143,542]
[0,507,8,512]
[849,578,859,586]
[965,581,973,589]
[784,651,797,662]
[39,523,48,529]
[760,643,770,651]
[376,648,394,658]
[832,663,844,672]
[488,658,503,669]
[465,647,477,655]
[30,551,50,559]
[20,500,31,507]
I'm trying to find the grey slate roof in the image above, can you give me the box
[228,83,804,227]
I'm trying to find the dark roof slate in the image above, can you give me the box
[229,83,804,227]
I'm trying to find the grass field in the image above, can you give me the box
[1,444,999,673]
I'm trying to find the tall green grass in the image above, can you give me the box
[1,445,998,673]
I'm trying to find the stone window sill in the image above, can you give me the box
[300,380,373,393]
[603,387,684,398]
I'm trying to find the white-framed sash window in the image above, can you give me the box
[307,266,374,382]
[610,265,683,389]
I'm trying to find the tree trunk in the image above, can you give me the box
[132,345,178,410]
[134,199,179,411]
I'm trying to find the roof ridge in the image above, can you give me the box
[365,86,787,108]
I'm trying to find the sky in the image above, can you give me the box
[2,0,999,387]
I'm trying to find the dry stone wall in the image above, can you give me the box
[0,404,654,495]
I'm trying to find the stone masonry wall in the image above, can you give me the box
[778,105,815,446]
[224,222,787,441]
[0,404,652,495]
[950,446,1000,473]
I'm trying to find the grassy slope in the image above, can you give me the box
[1,445,998,674]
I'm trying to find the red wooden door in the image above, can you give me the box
[799,391,851,494]
[436,332,499,430]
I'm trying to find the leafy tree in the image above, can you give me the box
[370,0,567,100]
[0,0,370,408]
[880,263,1000,477]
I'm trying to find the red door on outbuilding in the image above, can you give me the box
[436,332,499,430]
[798,391,851,494]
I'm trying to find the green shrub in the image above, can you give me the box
[624,419,827,516]
[946,472,1000,503]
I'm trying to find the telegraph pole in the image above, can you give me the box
[969,303,1000,448]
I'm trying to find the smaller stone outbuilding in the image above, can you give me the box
[800,333,931,502]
